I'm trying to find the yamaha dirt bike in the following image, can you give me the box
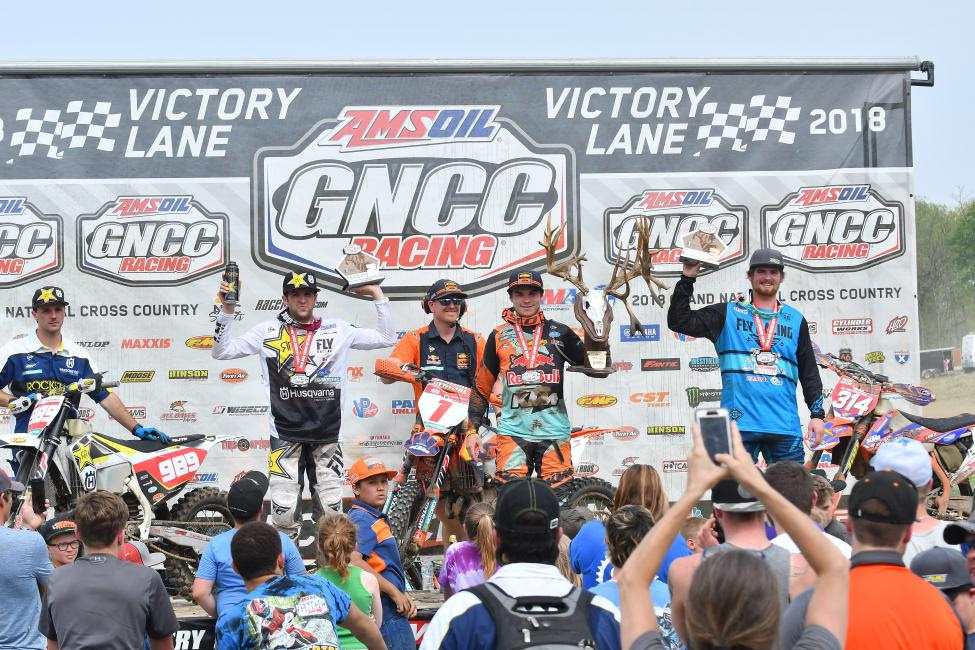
[805,347,975,518]
[1,374,233,599]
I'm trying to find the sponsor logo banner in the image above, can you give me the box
[185,335,215,350]
[685,387,722,407]
[611,426,640,441]
[168,369,208,380]
[120,370,155,383]
[620,324,661,342]
[662,459,688,473]
[831,318,873,335]
[647,425,687,435]
[391,399,415,415]
[864,351,885,364]
[121,338,171,349]
[212,405,269,416]
[352,398,378,418]
[629,392,671,407]
[641,357,680,371]
[76,340,110,349]
[0,197,64,287]
[689,356,719,372]
[160,400,196,422]
[886,315,908,334]
[575,461,600,478]
[220,368,248,383]
[577,394,618,408]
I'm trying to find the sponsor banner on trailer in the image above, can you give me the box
[0,65,918,498]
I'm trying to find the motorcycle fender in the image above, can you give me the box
[952,443,975,486]
[0,436,42,449]
[862,412,894,451]
[149,525,211,554]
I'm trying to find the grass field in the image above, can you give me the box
[921,371,975,417]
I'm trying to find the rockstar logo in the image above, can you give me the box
[286,272,308,289]
[37,288,57,303]
[263,328,305,370]
[268,445,292,479]
[72,442,93,470]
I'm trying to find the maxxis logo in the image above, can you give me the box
[253,107,577,299]
[0,197,64,288]
[760,185,905,273]
[76,195,229,286]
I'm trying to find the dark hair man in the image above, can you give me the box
[668,250,825,463]
[192,470,305,618]
[466,270,588,486]
[764,461,851,558]
[39,490,178,650]
[212,270,396,537]
[215,521,386,650]
[419,478,622,649]
[911,547,975,647]
[781,470,966,649]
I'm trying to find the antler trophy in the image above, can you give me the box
[540,214,669,377]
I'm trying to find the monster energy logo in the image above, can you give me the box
[685,386,722,407]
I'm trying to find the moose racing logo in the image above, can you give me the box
[0,197,63,288]
[603,189,748,277]
[77,196,229,286]
[255,105,576,298]
[761,184,905,273]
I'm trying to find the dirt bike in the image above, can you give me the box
[0,374,233,599]
[805,347,975,518]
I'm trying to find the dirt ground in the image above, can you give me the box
[921,371,975,417]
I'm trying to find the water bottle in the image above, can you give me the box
[421,558,434,591]
[223,261,240,305]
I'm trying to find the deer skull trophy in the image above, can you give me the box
[540,214,669,376]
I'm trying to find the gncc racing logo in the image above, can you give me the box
[0,197,63,288]
[604,189,747,277]
[77,196,229,286]
[761,185,905,273]
[255,106,577,298]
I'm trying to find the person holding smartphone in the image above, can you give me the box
[668,249,825,464]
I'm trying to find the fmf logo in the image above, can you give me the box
[185,336,215,350]
[576,394,617,408]
[255,106,576,299]
[604,189,747,277]
[0,197,63,288]
[76,196,229,286]
[761,185,905,272]
[352,398,378,418]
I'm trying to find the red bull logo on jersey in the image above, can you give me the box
[762,185,905,272]
[0,197,63,287]
[255,106,576,299]
[77,195,229,286]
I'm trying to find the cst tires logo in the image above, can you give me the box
[77,196,229,286]
[254,106,577,299]
[0,197,64,288]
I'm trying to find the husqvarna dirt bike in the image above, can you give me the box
[805,347,975,518]
[0,374,233,599]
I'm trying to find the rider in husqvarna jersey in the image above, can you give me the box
[212,271,395,537]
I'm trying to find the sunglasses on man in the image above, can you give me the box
[437,298,465,307]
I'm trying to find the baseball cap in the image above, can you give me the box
[347,456,397,485]
[871,437,933,488]
[748,248,785,271]
[848,470,918,525]
[227,471,270,520]
[910,547,973,593]
[119,539,166,569]
[37,515,77,544]
[494,478,560,534]
[507,270,544,293]
[0,469,25,493]
[426,279,467,302]
[944,511,975,545]
[31,286,69,309]
[282,271,321,295]
[711,479,766,513]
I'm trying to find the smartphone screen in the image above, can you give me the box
[698,410,731,462]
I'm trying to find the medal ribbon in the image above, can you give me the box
[513,322,544,370]
[752,303,781,353]
[286,326,314,374]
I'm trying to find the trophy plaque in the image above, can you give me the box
[336,244,385,290]
[678,224,727,270]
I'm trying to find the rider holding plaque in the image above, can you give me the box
[667,249,825,464]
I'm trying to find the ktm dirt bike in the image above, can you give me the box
[0,374,233,599]
[805,347,975,518]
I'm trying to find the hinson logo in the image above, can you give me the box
[254,106,577,299]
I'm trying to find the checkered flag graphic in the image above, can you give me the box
[696,95,801,152]
[9,101,121,158]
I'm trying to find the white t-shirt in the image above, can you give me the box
[772,530,853,558]
[903,520,951,566]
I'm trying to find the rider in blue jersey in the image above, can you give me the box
[667,249,825,463]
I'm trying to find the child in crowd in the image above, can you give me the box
[438,502,496,598]
[680,516,718,554]
[316,512,383,650]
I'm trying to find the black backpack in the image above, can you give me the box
[467,582,599,649]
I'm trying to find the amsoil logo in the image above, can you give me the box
[576,394,617,408]
[761,185,905,272]
[604,189,748,277]
[886,315,908,334]
[120,371,155,383]
[641,358,680,371]
[575,462,600,478]
[76,196,229,286]
[220,369,248,383]
[121,338,171,349]
[0,197,64,288]
[832,318,873,335]
[662,459,688,473]
[255,106,576,299]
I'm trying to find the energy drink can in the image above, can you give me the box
[223,262,240,305]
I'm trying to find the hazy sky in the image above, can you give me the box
[1,0,967,204]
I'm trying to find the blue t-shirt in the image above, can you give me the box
[0,527,52,650]
[590,580,680,650]
[570,520,691,588]
[215,574,351,650]
[196,527,306,615]
[348,500,406,620]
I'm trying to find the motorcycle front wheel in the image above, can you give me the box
[385,478,425,589]
[555,476,615,513]
[161,487,231,601]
